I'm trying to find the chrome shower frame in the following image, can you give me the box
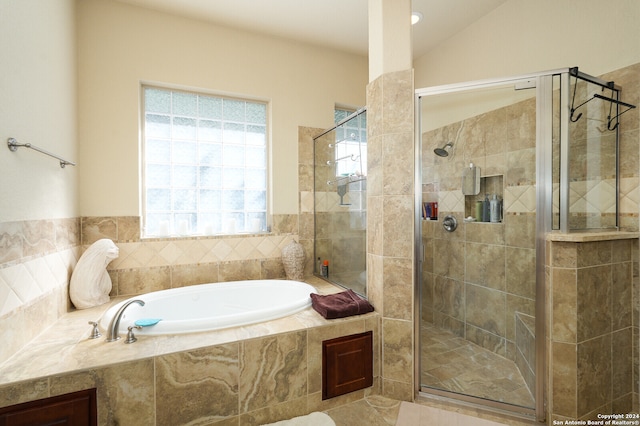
[413,67,601,422]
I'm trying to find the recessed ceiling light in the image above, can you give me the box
[411,12,423,25]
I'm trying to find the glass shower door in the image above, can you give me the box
[417,78,542,415]
[313,109,367,296]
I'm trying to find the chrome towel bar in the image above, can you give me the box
[7,137,76,168]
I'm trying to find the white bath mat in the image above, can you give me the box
[395,401,508,426]
[262,411,336,426]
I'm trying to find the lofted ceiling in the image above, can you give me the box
[114,0,507,58]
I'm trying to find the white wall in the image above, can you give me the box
[414,0,640,88]
[77,0,368,217]
[0,0,78,222]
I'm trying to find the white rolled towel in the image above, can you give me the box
[70,239,119,309]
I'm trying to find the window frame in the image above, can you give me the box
[140,82,271,238]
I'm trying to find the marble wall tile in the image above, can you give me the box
[552,341,577,418]
[116,216,140,241]
[612,262,633,330]
[577,334,612,417]
[612,328,633,402]
[381,319,413,385]
[367,196,384,256]
[367,135,384,197]
[465,283,505,337]
[240,396,307,426]
[432,239,464,281]
[464,243,505,291]
[464,222,505,245]
[155,344,239,424]
[298,126,323,168]
[552,268,577,343]
[577,241,612,267]
[0,221,26,264]
[367,253,384,313]
[81,217,117,245]
[432,276,464,321]
[115,266,171,296]
[218,259,262,282]
[383,133,414,196]
[22,219,56,258]
[366,75,383,140]
[382,257,412,321]
[504,213,536,249]
[465,323,505,356]
[577,265,611,342]
[50,359,155,426]
[551,241,577,268]
[239,331,307,413]
[170,263,219,287]
[0,378,49,407]
[506,294,535,343]
[505,247,536,299]
[382,196,413,259]
[271,214,298,235]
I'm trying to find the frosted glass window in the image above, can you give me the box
[142,85,268,236]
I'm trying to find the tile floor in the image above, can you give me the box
[323,323,540,425]
[325,395,540,426]
[420,324,534,408]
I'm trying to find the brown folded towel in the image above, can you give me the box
[310,289,374,319]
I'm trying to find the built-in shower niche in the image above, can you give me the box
[464,175,503,222]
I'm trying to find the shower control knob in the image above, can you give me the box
[442,215,458,232]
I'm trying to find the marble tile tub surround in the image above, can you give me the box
[0,218,81,365]
[0,213,302,366]
[0,277,381,425]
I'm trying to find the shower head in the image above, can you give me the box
[434,142,453,157]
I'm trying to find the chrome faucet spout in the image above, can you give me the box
[106,299,145,342]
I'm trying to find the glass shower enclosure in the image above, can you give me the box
[415,67,633,421]
[313,108,367,296]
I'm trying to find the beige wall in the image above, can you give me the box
[76,0,368,217]
[414,0,640,88]
[0,0,78,222]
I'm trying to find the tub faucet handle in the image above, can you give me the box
[125,325,142,344]
[88,321,101,339]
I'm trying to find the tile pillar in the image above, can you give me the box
[367,0,415,400]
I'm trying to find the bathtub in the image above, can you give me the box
[98,279,317,335]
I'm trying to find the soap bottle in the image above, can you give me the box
[482,194,490,222]
[317,257,322,275]
[490,194,500,222]
[475,200,483,222]
[321,260,329,278]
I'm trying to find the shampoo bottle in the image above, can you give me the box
[482,194,490,222]
[490,194,500,222]
[321,260,329,278]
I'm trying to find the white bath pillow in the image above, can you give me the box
[70,239,119,309]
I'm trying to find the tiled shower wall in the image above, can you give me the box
[421,96,538,371]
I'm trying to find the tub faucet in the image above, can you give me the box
[106,299,145,342]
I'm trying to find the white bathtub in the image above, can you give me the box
[98,279,317,335]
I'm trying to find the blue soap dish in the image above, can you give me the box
[134,318,162,327]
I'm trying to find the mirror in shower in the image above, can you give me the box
[313,108,367,296]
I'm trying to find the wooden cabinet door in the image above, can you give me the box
[0,389,97,426]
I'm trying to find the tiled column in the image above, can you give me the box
[548,237,636,420]
[367,0,414,400]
